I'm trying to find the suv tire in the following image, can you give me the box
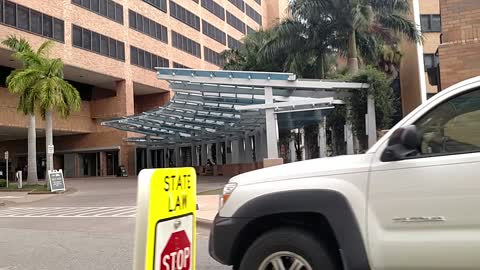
[238,228,338,270]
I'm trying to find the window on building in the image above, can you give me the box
[202,20,226,45]
[0,1,65,42]
[245,4,262,25]
[71,0,124,24]
[424,54,437,69]
[420,14,441,32]
[170,1,200,31]
[201,0,225,20]
[42,14,54,38]
[128,10,168,44]
[255,0,261,5]
[171,31,201,58]
[228,0,244,12]
[247,26,255,35]
[173,62,190,69]
[226,11,245,34]
[204,46,225,67]
[227,35,242,50]
[143,0,167,13]
[130,46,169,71]
[72,24,125,61]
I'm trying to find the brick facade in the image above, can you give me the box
[0,0,281,177]
[439,0,480,89]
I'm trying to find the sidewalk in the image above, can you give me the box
[197,195,220,226]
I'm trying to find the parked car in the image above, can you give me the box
[209,76,480,270]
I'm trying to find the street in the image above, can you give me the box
[0,178,229,270]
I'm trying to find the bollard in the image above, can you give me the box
[16,171,22,189]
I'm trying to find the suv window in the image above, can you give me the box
[415,89,480,155]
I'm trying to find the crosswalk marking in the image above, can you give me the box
[0,206,137,218]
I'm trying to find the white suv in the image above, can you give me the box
[209,77,480,270]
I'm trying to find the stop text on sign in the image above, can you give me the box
[164,174,193,212]
[162,247,190,270]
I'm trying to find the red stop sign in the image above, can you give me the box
[160,230,191,270]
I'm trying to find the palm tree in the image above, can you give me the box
[2,36,52,184]
[3,36,81,188]
[286,0,421,74]
[35,58,81,189]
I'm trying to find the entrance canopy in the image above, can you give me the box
[102,68,372,160]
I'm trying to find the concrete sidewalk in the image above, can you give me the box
[197,195,220,226]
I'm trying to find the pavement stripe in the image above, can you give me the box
[0,206,137,218]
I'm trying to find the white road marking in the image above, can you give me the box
[0,206,137,218]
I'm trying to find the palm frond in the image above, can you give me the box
[377,13,422,43]
[36,40,55,57]
[1,35,33,53]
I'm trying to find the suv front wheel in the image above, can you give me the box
[238,228,338,270]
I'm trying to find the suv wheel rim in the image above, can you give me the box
[258,251,313,270]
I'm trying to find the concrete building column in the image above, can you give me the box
[191,144,198,166]
[225,138,232,164]
[231,139,241,164]
[264,86,279,159]
[163,147,168,168]
[289,133,296,162]
[244,134,253,163]
[254,130,264,161]
[216,141,223,165]
[201,143,208,166]
[367,94,377,148]
[318,117,327,158]
[119,145,135,176]
[115,79,135,116]
[261,128,268,160]
[175,146,181,167]
[300,128,306,161]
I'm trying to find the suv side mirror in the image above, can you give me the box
[381,125,421,162]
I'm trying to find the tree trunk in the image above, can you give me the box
[45,111,53,190]
[27,114,38,185]
[347,30,359,74]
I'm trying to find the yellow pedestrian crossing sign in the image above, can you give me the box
[133,168,197,270]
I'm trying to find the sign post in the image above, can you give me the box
[133,168,196,270]
[4,151,8,189]
[48,169,66,192]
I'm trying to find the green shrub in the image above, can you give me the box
[0,179,6,188]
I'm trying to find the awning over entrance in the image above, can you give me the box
[102,69,373,168]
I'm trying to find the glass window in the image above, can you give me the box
[129,10,136,28]
[137,14,144,32]
[5,1,16,26]
[100,35,109,55]
[82,29,91,49]
[149,21,155,37]
[42,14,53,37]
[415,89,480,155]
[144,52,152,69]
[99,0,107,16]
[431,15,441,32]
[0,1,3,23]
[81,0,91,9]
[144,19,150,34]
[107,0,115,20]
[420,14,441,32]
[138,49,145,66]
[109,39,116,57]
[53,18,64,42]
[117,42,125,60]
[91,0,99,12]
[151,55,158,69]
[130,46,138,65]
[115,4,123,23]
[73,25,83,47]
[92,32,100,52]
[30,11,42,34]
[17,6,30,30]
[72,0,82,5]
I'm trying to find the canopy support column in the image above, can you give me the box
[345,106,354,155]
[216,141,223,165]
[367,94,377,148]
[264,86,279,159]
[318,116,327,158]
[244,134,253,163]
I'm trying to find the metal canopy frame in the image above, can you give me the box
[102,68,374,155]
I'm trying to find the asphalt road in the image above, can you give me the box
[0,177,230,270]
